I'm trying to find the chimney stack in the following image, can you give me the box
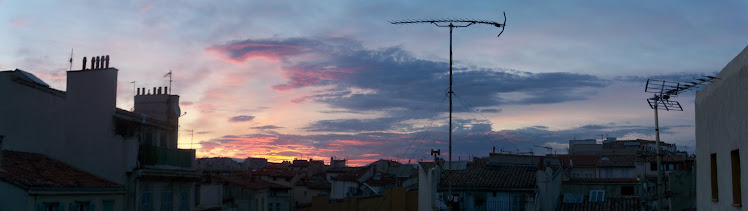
[537,157,545,170]
[82,57,87,70]
[105,55,110,68]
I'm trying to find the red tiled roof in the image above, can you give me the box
[571,155,601,167]
[441,159,537,190]
[332,166,372,182]
[252,168,296,178]
[290,160,310,167]
[558,196,641,211]
[295,177,331,190]
[0,150,123,189]
[597,155,636,167]
[636,153,685,163]
[364,177,397,186]
[565,178,639,184]
[215,174,290,190]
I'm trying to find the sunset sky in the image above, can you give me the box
[2,1,747,166]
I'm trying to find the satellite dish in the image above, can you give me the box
[172,103,181,118]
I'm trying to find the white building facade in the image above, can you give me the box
[696,45,748,210]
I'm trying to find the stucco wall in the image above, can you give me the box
[0,69,136,184]
[0,181,28,210]
[696,45,748,210]
[0,71,67,160]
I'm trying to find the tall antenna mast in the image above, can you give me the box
[130,81,136,96]
[644,75,717,211]
[68,49,74,71]
[164,70,173,94]
[390,12,506,210]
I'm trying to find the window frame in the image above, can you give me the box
[731,150,742,207]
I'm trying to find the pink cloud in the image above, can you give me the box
[140,4,153,13]
[336,139,377,146]
[207,43,305,64]
[228,115,255,122]
[273,67,355,91]
[8,18,34,28]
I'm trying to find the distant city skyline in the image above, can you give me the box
[2,1,747,166]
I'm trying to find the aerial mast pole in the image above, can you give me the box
[390,13,506,210]
[644,76,716,210]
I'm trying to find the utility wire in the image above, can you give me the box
[453,91,520,152]
[398,87,450,163]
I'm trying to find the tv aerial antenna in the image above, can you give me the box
[644,75,717,210]
[390,12,507,210]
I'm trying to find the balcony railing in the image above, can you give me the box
[139,145,195,168]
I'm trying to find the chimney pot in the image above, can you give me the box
[137,88,141,95]
[153,87,157,95]
[82,57,87,70]
[100,55,105,68]
[158,87,162,94]
[105,55,110,68]
[90,56,95,69]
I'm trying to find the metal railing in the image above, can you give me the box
[139,145,195,168]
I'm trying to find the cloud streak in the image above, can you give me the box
[199,119,684,166]
[228,115,255,122]
[209,37,608,117]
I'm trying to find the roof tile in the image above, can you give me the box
[0,150,123,189]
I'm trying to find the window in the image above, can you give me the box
[585,172,593,178]
[589,190,605,202]
[159,132,167,147]
[650,162,657,171]
[39,202,60,211]
[621,186,635,196]
[162,190,173,211]
[142,190,153,211]
[572,172,580,178]
[103,200,114,211]
[70,201,93,211]
[732,150,742,206]
[712,153,719,201]
[180,191,189,211]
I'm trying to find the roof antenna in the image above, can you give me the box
[391,12,507,207]
[130,81,136,97]
[164,70,173,94]
[68,49,74,71]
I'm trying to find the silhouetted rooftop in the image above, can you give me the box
[0,150,123,190]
